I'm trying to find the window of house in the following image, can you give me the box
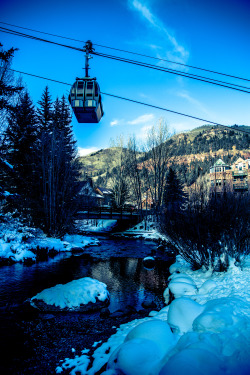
[216,179,221,186]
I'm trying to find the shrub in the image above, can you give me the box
[160,191,250,271]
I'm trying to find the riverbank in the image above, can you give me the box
[0,231,172,375]
[0,302,153,375]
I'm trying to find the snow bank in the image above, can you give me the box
[0,215,100,263]
[31,277,109,310]
[58,254,250,375]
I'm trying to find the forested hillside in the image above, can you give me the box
[79,125,250,188]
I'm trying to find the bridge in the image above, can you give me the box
[76,206,149,223]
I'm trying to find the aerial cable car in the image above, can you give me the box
[69,40,104,123]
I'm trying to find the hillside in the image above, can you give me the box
[78,147,125,180]
[79,125,250,187]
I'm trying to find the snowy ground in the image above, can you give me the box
[56,255,250,375]
[0,215,99,263]
[117,216,167,242]
[1,213,249,374]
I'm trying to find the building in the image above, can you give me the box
[78,178,103,206]
[231,157,250,192]
[210,158,250,193]
[95,187,113,206]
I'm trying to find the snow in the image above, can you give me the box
[120,216,167,241]
[0,215,100,263]
[31,277,109,309]
[1,214,249,374]
[59,254,250,375]
[107,338,162,375]
[158,347,224,375]
[167,298,204,334]
[124,319,176,357]
[76,219,117,233]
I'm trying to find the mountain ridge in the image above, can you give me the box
[79,124,250,186]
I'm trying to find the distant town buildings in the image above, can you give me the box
[210,157,250,192]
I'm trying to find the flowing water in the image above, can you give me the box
[0,236,172,312]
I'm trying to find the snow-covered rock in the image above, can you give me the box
[124,319,176,357]
[159,347,223,375]
[198,280,217,295]
[107,338,162,375]
[167,297,204,334]
[31,277,109,311]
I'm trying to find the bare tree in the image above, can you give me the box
[141,119,172,215]
[108,136,130,208]
[125,135,143,212]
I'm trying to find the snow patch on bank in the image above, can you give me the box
[0,215,100,263]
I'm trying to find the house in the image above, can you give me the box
[78,178,103,206]
[209,159,231,191]
[95,186,113,206]
[209,158,249,193]
[231,157,250,192]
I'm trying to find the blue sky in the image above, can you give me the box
[1,0,250,155]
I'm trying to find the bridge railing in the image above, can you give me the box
[77,205,154,219]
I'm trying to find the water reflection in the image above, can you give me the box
[0,238,171,312]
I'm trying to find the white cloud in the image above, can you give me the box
[78,147,99,157]
[129,0,189,62]
[110,119,119,126]
[110,118,126,126]
[131,0,156,26]
[127,113,155,125]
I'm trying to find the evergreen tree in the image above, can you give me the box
[35,91,81,235]
[0,44,23,114]
[163,167,187,213]
[4,91,39,213]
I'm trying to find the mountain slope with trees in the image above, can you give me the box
[79,124,250,188]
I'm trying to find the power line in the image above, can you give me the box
[0,26,84,53]
[0,21,86,44]
[10,68,250,136]
[1,20,250,84]
[1,25,250,94]
[93,51,250,93]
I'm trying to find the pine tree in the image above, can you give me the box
[52,95,81,234]
[0,44,23,114]
[163,167,187,214]
[35,86,54,230]
[35,91,81,235]
[4,91,39,213]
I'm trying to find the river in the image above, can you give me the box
[0,235,174,374]
[0,236,172,312]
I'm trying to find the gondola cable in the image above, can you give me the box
[9,68,250,136]
[1,26,250,94]
[1,20,250,84]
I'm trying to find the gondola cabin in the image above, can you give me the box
[69,78,104,123]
